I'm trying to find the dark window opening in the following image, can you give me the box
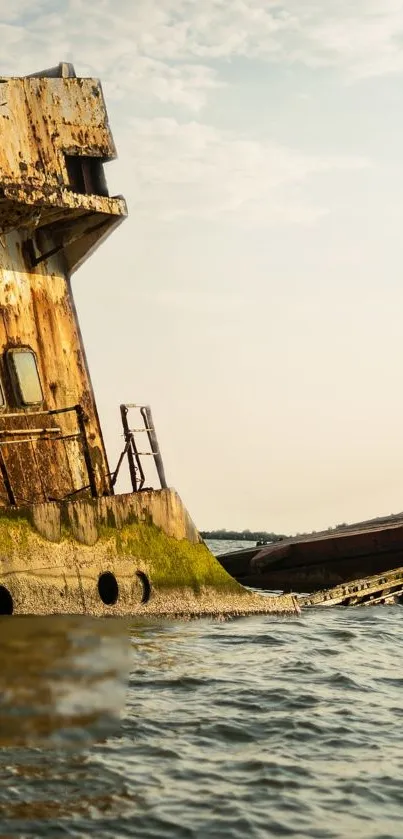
[6,348,43,406]
[0,585,13,615]
[136,570,151,604]
[64,155,109,197]
[98,571,119,606]
[0,378,5,409]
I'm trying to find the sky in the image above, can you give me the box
[2,1,403,534]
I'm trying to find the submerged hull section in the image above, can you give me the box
[300,565,403,608]
[217,514,403,594]
[0,489,298,618]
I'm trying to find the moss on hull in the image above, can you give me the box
[103,522,238,593]
[0,490,299,618]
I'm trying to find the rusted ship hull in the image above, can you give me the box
[0,489,298,618]
[217,514,403,595]
[0,64,301,619]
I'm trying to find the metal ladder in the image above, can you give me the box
[111,404,167,492]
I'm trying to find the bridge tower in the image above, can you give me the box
[0,62,127,504]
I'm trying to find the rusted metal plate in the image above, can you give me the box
[218,512,403,593]
[0,73,127,270]
[0,67,127,505]
[0,78,116,183]
[0,228,110,504]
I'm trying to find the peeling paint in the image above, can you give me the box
[0,68,127,505]
[0,73,127,271]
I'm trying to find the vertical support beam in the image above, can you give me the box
[75,404,98,498]
[0,448,16,505]
[141,406,168,490]
[120,404,138,492]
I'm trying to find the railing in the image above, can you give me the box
[0,402,167,506]
[0,404,97,505]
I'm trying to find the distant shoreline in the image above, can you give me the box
[200,530,286,542]
[202,512,403,545]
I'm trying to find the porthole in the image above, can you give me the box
[98,571,119,606]
[0,585,13,615]
[6,348,43,406]
[136,571,151,604]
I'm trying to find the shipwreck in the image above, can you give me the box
[0,62,298,618]
[217,514,403,607]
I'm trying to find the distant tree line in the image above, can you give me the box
[200,529,287,543]
[201,515,402,544]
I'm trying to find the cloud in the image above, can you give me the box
[0,1,373,227]
[0,1,224,112]
[288,0,403,80]
[2,0,403,114]
[118,117,369,225]
[0,2,39,22]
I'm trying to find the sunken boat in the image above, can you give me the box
[217,513,403,598]
[0,62,298,619]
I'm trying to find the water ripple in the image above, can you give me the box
[0,608,403,837]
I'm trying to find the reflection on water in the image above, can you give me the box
[1,609,403,838]
[0,616,132,836]
[0,617,197,836]
[0,616,131,747]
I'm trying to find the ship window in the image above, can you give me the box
[64,154,109,197]
[6,349,43,406]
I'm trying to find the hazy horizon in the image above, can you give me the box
[3,2,403,535]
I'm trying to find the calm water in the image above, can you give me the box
[0,546,403,838]
[208,538,259,555]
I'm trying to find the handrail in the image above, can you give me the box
[0,405,79,419]
[0,403,97,504]
[0,402,167,504]
[0,427,62,436]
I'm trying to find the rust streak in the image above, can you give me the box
[0,69,125,504]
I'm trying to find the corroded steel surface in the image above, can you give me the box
[0,73,127,272]
[0,67,127,504]
[0,77,116,188]
[0,228,110,503]
[0,65,299,619]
